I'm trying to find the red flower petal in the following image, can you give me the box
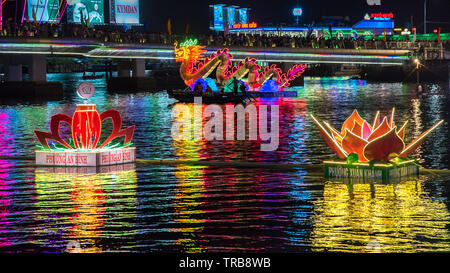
[363,127,405,161]
[399,120,444,158]
[351,120,363,137]
[311,115,348,159]
[341,110,365,135]
[342,129,369,161]
[367,117,391,142]
[362,120,372,140]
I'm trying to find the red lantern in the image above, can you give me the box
[71,104,102,149]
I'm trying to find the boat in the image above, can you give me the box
[334,64,360,77]
[167,90,250,103]
[82,73,104,80]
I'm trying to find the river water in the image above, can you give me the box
[1,74,450,253]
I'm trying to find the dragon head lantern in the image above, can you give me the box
[174,39,206,64]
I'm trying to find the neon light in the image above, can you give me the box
[231,22,258,29]
[58,0,68,24]
[34,105,135,151]
[370,12,394,19]
[179,39,199,47]
[312,109,444,162]
[38,0,49,25]
[0,1,2,31]
[293,8,302,16]
[21,0,27,23]
[173,42,306,90]
[51,0,64,25]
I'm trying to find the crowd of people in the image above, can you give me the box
[1,21,448,51]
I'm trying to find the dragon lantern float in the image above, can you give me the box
[174,39,306,91]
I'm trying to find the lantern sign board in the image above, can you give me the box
[35,147,136,167]
[77,82,96,99]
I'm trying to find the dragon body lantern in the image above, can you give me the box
[174,39,306,91]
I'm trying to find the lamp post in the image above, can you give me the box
[293,8,302,26]
[424,0,427,34]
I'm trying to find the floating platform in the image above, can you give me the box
[35,147,136,167]
[324,159,419,182]
[36,163,136,174]
[168,90,248,103]
[247,91,298,98]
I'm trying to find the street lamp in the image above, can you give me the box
[293,8,302,25]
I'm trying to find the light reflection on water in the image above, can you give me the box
[0,75,449,252]
[311,179,450,252]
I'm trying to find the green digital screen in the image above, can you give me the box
[67,0,104,24]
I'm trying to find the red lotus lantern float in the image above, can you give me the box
[311,109,443,162]
[34,82,136,167]
[311,109,444,181]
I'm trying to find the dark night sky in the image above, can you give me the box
[142,0,450,33]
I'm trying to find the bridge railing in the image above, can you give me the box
[0,32,448,60]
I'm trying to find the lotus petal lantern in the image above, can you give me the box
[311,109,443,162]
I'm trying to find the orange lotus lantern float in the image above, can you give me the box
[311,108,443,162]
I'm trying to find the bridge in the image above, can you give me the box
[0,38,411,66]
[0,38,435,97]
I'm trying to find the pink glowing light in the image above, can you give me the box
[38,0,49,24]
[58,1,68,24]
[21,0,27,24]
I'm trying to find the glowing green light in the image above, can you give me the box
[180,39,199,47]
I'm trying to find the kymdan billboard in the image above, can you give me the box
[110,0,140,24]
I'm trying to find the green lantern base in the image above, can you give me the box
[324,159,419,182]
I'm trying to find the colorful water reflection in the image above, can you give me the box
[0,76,449,252]
[311,179,450,252]
[34,166,137,253]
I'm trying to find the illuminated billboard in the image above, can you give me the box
[110,0,140,24]
[213,5,224,31]
[239,8,247,24]
[27,0,60,23]
[67,0,104,24]
[227,7,236,28]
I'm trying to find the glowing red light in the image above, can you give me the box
[370,13,394,19]
[231,22,258,29]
